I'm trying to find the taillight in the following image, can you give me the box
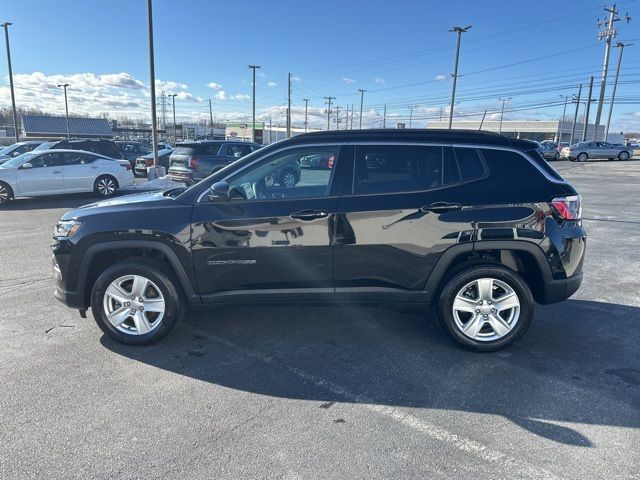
[327,154,335,169]
[551,194,582,220]
[188,156,199,169]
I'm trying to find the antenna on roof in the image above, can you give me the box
[479,110,487,130]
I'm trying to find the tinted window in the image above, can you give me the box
[454,147,487,182]
[478,148,550,186]
[173,146,196,156]
[225,145,339,201]
[227,144,253,158]
[353,145,457,195]
[526,150,565,182]
[196,144,222,155]
[28,153,62,168]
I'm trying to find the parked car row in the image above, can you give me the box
[560,141,634,162]
[0,149,134,205]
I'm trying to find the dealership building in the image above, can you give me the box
[426,120,622,144]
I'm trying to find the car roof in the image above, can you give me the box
[286,129,538,151]
[30,148,114,158]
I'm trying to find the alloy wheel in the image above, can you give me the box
[619,151,629,160]
[577,153,588,162]
[102,274,165,335]
[0,184,9,204]
[452,277,521,342]
[97,177,116,196]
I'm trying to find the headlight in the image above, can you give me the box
[54,220,83,238]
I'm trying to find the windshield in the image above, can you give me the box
[0,152,38,168]
[34,142,56,151]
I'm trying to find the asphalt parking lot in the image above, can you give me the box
[1,161,639,480]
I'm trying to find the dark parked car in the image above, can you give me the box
[134,148,174,176]
[0,141,44,164]
[167,141,265,185]
[52,129,585,351]
[116,141,152,167]
[34,139,125,160]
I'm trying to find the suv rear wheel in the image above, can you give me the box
[90,260,183,345]
[438,265,534,351]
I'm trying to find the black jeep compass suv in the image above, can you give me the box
[52,130,585,351]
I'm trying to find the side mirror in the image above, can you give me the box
[21,162,33,169]
[207,181,230,201]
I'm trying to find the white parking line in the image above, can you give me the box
[187,325,563,480]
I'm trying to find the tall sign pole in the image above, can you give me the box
[147,0,159,167]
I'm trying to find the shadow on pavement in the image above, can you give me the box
[101,299,640,447]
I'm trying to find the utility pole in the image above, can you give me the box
[146,0,159,167]
[248,64,260,142]
[383,104,387,128]
[498,97,511,134]
[1,22,19,143]
[448,25,472,129]
[335,105,340,129]
[303,98,309,132]
[268,117,272,143]
[569,84,582,145]
[582,76,594,142]
[323,96,335,130]
[593,5,631,139]
[409,105,415,128]
[57,83,71,139]
[286,73,292,138]
[605,42,633,140]
[208,99,214,138]
[169,93,177,146]
[345,106,349,130]
[558,95,570,143]
[350,104,354,129]
[358,89,366,129]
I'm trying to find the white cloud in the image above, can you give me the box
[291,75,301,82]
[215,90,228,100]
[374,77,385,84]
[206,82,223,90]
[342,77,355,84]
[267,81,277,88]
[434,74,447,81]
[234,93,251,101]
[155,79,188,92]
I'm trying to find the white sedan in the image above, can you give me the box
[0,149,134,206]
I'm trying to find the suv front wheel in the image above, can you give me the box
[90,260,183,345]
[438,265,534,351]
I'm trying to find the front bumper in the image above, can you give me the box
[52,253,85,308]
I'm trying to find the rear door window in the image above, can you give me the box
[453,147,487,182]
[352,145,458,195]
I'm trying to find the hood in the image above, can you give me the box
[61,190,180,220]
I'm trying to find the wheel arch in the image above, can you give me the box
[425,241,553,304]
[78,240,199,308]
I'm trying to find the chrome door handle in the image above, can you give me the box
[290,210,329,221]
[420,202,462,213]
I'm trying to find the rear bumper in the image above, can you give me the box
[537,271,583,304]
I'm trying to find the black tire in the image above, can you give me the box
[94,175,119,197]
[437,265,534,352]
[618,151,630,161]
[90,259,184,345]
[576,152,588,162]
[0,181,13,206]
[280,168,298,187]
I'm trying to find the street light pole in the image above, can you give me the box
[303,98,309,132]
[409,105,415,128]
[558,95,570,143]
[569,84,582,146]
[605,42,633,140]
[498,97,511,134]
[57,83,71,139]
[169,94,177,146]
[448,25,472,129]
[2,22,19,143]
[358,89,366,129]
[146,0,159,167]
[248,65,260,142]
[208,99,214,138]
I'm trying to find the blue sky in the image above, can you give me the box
[2,0,639,130]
